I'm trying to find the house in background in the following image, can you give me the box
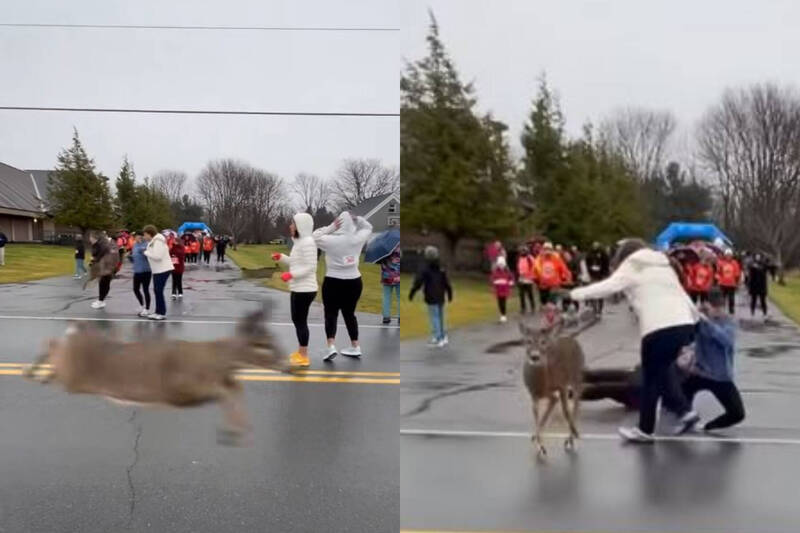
[348,192,399,234]
[0,162,48,242]
[27,169,79,239]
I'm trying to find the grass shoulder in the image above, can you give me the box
[0,244,75,284]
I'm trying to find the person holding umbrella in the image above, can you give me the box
[365,229,401,325]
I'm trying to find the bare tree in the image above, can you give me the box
[329,158,399,210]
[249,170,288,243]
[291,173,330,214]
[697,83,800,279]
[600,108,677,181]
[152,170,188,204]
[196,159,254,244]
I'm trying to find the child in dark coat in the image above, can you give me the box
[409,246,453,348]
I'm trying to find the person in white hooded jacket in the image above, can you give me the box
[312,211,372,361]
[272,213,318,368]
[142,225,174,321]
[570,238,701,443]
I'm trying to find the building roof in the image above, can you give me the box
[0,162,46,215]
[26,170,52,204]
[349,192,399,220]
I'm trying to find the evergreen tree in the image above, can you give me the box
[114,156,137,229]
[48,129,114,237]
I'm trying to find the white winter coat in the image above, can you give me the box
[571,248,699,337]
[277,213,318,293]
[312,212,373,280]
[143,233,174,275]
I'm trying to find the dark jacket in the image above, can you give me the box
[75,241,85,260]
[747,259,769,294]
[409,261,453,305]
[585,248,610,280]
[91,239,110,263]
[216,238,228,253]
[170,243,186,275]
[0,232,7,248]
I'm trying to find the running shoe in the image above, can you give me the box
[675,411,701,435]
[148,313,165,321]
[177,294,183,299]
[618,426,655,443]
[341,346,362,358]
[427,338,440,347]
[171,294,178,300]
[90,300,106,309]
[500,315,508,323]
[382,317,391,325]
[323,345,338,362]
[442,335,449,346]
[289,352,310,368]
[137,308,150,317]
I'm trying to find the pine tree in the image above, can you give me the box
[115,156,137,229]
[48,129,114,237]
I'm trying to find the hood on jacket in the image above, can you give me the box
[293,212,314,239]
[333,212,356,235]
[625,248,670,270]
[151,233,166,245]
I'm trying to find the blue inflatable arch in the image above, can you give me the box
[177,222,212,235]
[654,222,733,251]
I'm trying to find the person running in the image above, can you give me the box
[570,238,701,443]
[73,234,87,279]
[142,225,173,321]
[170,238,186,300]
[485,240,506,269]
[216,236,228,263]
[88,232,115,309]
[516,245,536,315]
[716,249,742,315]
[190,238,200,264]
[116,233,126,265]
[130,233,152,317]
[409,246,453,348]
[585,241,610,315]
[380,247,401,325]
[0,229,6,266]
[687,258,714,304]
[490,256,515,323]
[533,242,572,306]
[273,213,318,368]
[747,252,770,319]
[203,234,214,265]
[312,211,373,361]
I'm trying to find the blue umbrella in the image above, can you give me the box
[365,229,400,263]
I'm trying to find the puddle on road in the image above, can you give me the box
[744,343,799,359]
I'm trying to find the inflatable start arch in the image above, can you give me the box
[654,222,733,250]
[177,222,212,235]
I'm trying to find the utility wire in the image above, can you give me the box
[0,23,398,32]
[0,106,398,117]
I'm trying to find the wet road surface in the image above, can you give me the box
[401,296,800,533]
[0,261,398,533]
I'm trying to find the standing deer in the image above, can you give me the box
[520,307,586,458]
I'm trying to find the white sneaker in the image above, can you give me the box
[148,313,165,321]
[171,294,178,300]
[138,308,150,317]
[323,345,338,362]
[340,346,362,358]
[437,339,446,348]
[90,300,106,309]
[500,315,508,323]
[427,338,440,347]
[442,335,449,346]
[177,294,183,299]
[618,426,655,443]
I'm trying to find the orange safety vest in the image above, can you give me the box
[716,258,741,288]
[203,237,214,252]
[191,241,200,254]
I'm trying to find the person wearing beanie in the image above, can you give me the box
[410,245,453,348]
[716,249,742,314]
[490,255,515,323]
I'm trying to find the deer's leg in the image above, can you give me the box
[559,389,580,450]
[217,381,251,446]
[24,349,52,382]
[534,397,557,458]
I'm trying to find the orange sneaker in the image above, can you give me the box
[289,352,310,368]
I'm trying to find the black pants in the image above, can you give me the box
[750,291,767,316]
[639,324,695,434]
[290,291,317,346]
[171,272,183,295]
[322,277,363,341]
[519,284,535,314]
[721,286,736,314]
[497,296,507,315]
[539,288,552,306]
[204,251,211,264]
[99,275,112,301]
[217,250,225,263]
[133,271,152,309]
[690,291,709,304]
[682,375,745,430]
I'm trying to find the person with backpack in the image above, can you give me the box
[142,225,174,321]
[533,242,572,306]
[716,249,742,314]
[73,235,87,279]
[170,238,186,300]
[409,246,453,348]
[380,247,401,325]
[130,233,152,317]
[312,211,373,361]
[516,245,536,314]
[490,256,515,323]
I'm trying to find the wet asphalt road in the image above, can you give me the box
[0,261,399,533]
[401,295,800,533]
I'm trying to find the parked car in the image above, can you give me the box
[269,238,285,245]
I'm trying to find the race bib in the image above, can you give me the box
[344,255,356,265]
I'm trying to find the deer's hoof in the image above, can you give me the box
[565,436,576,451]
[536,444,547,459]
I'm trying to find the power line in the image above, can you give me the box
[0,22,398,32]
[0,106,398,117]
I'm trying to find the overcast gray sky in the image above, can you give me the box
[403,0,800,159]
[0,0,398,186]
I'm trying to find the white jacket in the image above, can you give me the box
[312,212,372,280]
[143,233,174,275]
[571,248,699,337]
[277,213,318,293]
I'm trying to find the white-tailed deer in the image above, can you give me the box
[24,304,288,445]
[520,307,587,458]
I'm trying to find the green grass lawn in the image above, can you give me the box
[0,244,75,284]
[399,273,521,340]
[769,272,800,324]
[227,244,384,315]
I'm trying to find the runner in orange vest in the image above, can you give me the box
[688,260,714,304]
[203,235,214,265]
[190,239,201,264]
[533,242,572,306]
[716,249,742,314]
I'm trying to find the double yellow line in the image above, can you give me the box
[0,363,399,385]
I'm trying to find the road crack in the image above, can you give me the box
[403,380,511,418]
[125,409,142,527]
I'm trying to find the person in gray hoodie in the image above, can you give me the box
[312,211,373,361]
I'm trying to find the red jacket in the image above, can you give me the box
[716,258,741,288]
[490,267,515,298]
[203,237,215,252]
[688,262,714,292]
[533,252,572,289]
[170,243,186,274]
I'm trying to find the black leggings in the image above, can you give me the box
[497,296,507,315]
[171,272,183,295]
[99,275,112,301]
[539,288,552,306]
[204,251,211,264]
[290,291,317,346]
[750,291,767,316]
[133,272,152,309]
[721,286,736,314]
[682,375,745,430]
[690,291,709,304]
[322,277,363,341]
[519,284,535,314]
